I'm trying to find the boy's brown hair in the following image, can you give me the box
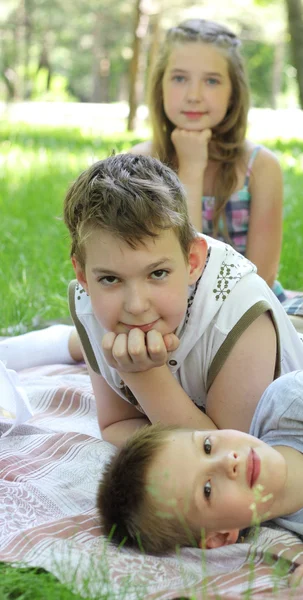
[97,424,200,554]
[63,153,196,269]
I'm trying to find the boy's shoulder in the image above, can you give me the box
[250,371,303,440]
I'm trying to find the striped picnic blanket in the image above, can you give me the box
[1,363,303,599]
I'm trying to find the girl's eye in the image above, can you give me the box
[204,437,212,455]
[99,276,119,286]
[204,481,212,500]
[172,75,185,83]
[207,77,219,86]
[150,269,168,280]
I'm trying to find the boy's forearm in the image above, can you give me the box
[102,417,150,448]
[119,365,217,431]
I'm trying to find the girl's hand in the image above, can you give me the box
[171,128,211,171]
[101,328,179,373]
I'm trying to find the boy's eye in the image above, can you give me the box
[150,269,168,280]
[204,437,212,455]
[204,481,212,499]
[98,275,119,285]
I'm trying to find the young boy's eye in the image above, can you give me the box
[98,276,119,286]
[203,437,212,455]
[150,269,168,280]
[204,481,212,499]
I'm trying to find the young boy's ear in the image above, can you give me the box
[71,256,89,295]
[199,529,239,549]
[188,237,208,285]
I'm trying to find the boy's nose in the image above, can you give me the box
[217,451,239,479]
[124,286,150,315]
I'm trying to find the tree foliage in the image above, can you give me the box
[0,0,301,109]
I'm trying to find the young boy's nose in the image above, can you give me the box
[217,451,239,479]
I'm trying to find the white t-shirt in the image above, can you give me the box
[69,235,303,413]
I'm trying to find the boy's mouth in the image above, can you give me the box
[121,319,159,333]
[247,448,261,488]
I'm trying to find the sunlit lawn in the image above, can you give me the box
[0,122,302,334]
[0,119,302,598]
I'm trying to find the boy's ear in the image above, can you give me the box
[200,529,239,549]
[71,256,89,295]
[188,237,208,285]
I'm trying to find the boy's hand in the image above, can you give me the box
[101,328,179,373]
[171,128,211,172]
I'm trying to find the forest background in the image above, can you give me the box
[0,0,303,332]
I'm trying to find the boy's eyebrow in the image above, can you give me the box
[91,258,173,277]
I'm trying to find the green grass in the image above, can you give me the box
[0,122,302,597]
[0,124,143,332]
[1,123,303,332]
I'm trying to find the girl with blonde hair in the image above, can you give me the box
[131,18,285,300]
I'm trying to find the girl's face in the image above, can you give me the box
[162,42,232,131]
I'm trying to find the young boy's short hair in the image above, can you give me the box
[97,424,200,554]
[63,153,196,269]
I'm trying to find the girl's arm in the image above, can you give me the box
[171,128,211,232]
[129,131,211,232]
[245,147,283,288]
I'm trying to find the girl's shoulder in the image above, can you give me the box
[244,140,283,194]
[244,140,280,169]
[129,139,154,156]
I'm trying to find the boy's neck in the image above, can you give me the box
[269,445,303,518]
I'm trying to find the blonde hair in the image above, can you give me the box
[97,424,201,554]
[63,153,196,268]
[149,18,250,238]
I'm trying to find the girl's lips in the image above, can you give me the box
[247,448,261,488]
[122,320,159,333]
[183,111,206,119]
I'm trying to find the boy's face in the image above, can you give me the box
[148,429,287,546]
[73,229,206,336]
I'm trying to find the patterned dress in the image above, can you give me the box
[202,146,286,302]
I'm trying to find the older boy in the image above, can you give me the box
[64,154,303,447]
[98,371,303,554]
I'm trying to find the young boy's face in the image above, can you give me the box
[148,429,287,544]
[73,228,206,335]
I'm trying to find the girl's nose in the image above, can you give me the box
[187,81,203,102]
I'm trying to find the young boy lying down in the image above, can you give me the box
[98,370,303,557]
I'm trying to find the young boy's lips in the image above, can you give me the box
[247,448,261,488]
[122,320,159,333]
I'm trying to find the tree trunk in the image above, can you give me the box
[284,0,303,108]
[127,0,142,131]
[91,12,110,103]
[271,40,285,109]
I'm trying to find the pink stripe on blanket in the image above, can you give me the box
[1,364,303,599]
